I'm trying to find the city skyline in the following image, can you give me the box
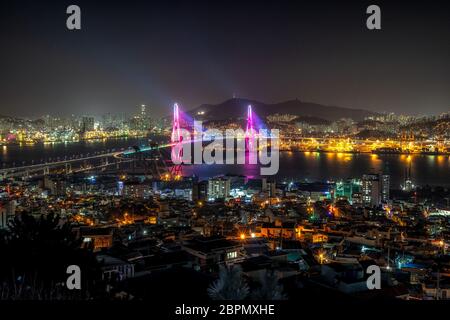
[0,0,449,308]
[0,0,449,118]
[0,96,449,121]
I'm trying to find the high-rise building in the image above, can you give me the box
[81,116,95,132]
[193,180,208,202]
[262,178,276,197]
[362,174,379,207]
[102,113,113,129]
[351,192,363,207]
[130,105,150,131]
[362,173,390,207]
[207,177,230,201]
[381,174,390,203]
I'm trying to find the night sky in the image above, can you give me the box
[0,0,449,118]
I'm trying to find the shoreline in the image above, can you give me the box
[280,149,450,156]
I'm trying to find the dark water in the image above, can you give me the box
[185,152,450,188]
[0,138,149,163]
[1,138,449,188]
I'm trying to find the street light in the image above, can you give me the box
[319,253,324,264]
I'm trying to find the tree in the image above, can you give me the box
[0,212,100,300]
[208,265,249,300]
[251,270,286,300]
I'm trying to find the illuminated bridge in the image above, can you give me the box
[0,143,175,180]
[0,103,260,180]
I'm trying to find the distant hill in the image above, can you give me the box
[187,98,377,122]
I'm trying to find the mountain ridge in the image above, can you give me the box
[187,98,378,121]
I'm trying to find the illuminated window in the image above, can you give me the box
[227,251,237,260]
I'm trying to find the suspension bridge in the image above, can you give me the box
[0,103,259,180]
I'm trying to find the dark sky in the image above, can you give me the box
[0,0,449,118]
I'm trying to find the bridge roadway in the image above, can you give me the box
[0,142,175,179]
